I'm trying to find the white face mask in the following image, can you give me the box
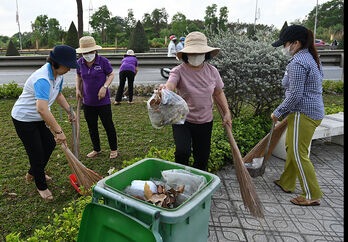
[187,54,205,66]
[281,43,294,57]
[83,53,95,62]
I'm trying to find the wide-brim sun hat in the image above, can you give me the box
[76,36,102,54]
[49,45,79,69]
[176,31,220,60]
[125,49,135,56]
[272,25,308,47]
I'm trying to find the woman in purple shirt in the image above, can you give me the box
[76,36,118,159]
[114,49,138,105]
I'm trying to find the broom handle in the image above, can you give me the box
[75,97,81,158]
[70,106,78,158]
[260,121,275,170]
[213,99,244,165]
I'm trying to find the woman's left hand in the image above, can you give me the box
[68,110,76,123]
[271,113,278,123]
[98,87,106,100]
[222,112,232,128]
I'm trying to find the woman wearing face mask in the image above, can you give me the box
[159,31,231,171]
[11,45,78,200]
[271,25,325,206]
[76,36,118,159]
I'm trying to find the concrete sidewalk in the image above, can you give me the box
[208,139,344,242]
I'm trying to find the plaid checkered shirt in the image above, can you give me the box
[274,49,325,120]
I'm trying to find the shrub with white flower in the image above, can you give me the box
[208,30,288,118]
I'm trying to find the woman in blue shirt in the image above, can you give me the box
[11,45,78,200]
[271,25,325,206]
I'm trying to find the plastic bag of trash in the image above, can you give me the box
[123,180,157,200]
[147,88,189,129]
[161,169,207,204]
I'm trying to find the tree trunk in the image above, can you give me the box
[76,0,83,39]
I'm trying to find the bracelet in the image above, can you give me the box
[55,130,63,134]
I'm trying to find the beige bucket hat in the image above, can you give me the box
[176,31,220,60]
[125,49,135,56]
[76,36,102,54]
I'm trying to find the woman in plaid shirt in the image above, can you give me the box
[270,25,325,206]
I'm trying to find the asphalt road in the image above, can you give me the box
[0,66,343,88]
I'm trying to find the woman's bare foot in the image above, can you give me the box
[37,189,53,200]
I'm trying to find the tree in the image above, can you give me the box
[128,21,149,53]
[303,0,344,42]
[204,4,218,33]
[65,21,79,48]
[218,6,228,31]
[76,0,83,39]
[151,8,169,38]
[31,14,49,47]
[47,18,63,47]
[6,39,20,56]
[170,12,188,37]
[90,5,111,43]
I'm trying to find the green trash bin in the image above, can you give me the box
[88,158,221,242]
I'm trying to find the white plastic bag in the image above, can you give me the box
[147,89,189,129]
[124,180,157,200]
[161,169,207,204]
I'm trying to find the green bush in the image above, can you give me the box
[65,21,79,49]
[208,29,288,118]
[128,21,149,53]
[232,115,271,156]
[6,39,20,56]
[325,104,344,115]
[6,196,91,242]
[0,82,23,99]
[322,80,344,94]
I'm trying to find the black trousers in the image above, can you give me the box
[115,70,135,102]
[12,118,56,190]
[172,121,213,171]
[83,104,117,152]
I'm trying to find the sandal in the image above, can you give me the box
[273,180,291,193]
[128,101,134,104]
[114,101,121,105]
[26,173,52,183]
[86,150,101,158]
[37,189,53,200]
[110,150,118,159]
[290,196,320,206]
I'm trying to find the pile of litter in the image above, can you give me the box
[123,169,206,209]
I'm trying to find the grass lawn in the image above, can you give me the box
[0,92,344,239]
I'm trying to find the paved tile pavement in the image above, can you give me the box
[208,139,344,242]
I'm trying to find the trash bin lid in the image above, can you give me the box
[77,203,157,242]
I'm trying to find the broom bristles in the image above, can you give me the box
[61,143,102,194]
[214,100,264,218]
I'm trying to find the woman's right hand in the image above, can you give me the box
[76,89,83,100]
[158,84,167,91]
[55,131,67,145]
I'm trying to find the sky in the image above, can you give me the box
[0,0,331,37]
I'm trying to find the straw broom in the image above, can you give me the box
[214,99,264,218]
[49,126,102,195]
[243,118,288,164]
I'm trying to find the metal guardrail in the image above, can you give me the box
[0,50,343,68]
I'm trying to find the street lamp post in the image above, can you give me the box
[16,0,22,50]
[314,0,318,40]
